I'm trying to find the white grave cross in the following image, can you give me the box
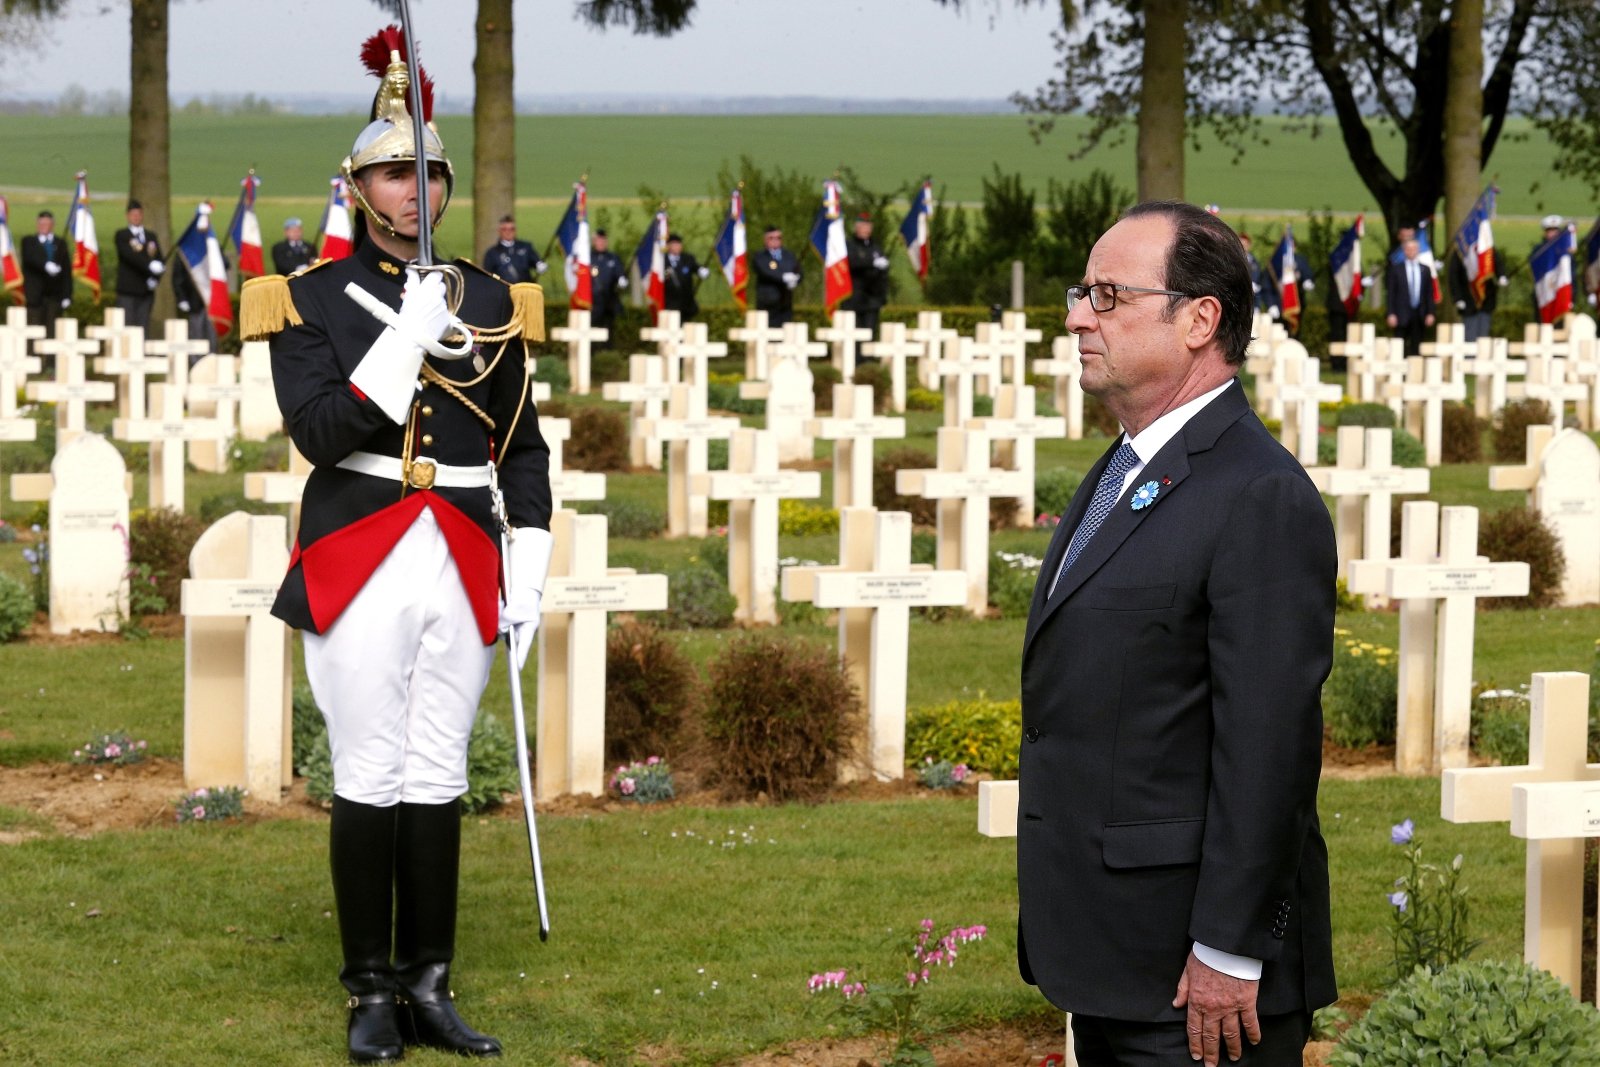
[1310,427,1429,598]
[88,308,157,421]
[1261,350,1341,466]
[1459,336,1524,420]
[602,354,672,469]
[818,309,872,383]
[0,312,42,444]
[26,320,111,447]
[909,310,958,390]
[860,322,924,414]
[637,381,739,537]
[550,309,608,395]
[970,384,1066,526]
[113,382,228,512]
[541,417,608,511]
[187,353,243,474]
[1385,357,1466,467]
[729,310,784,382]
[808,383,906,510]
[1032,334,1085,440]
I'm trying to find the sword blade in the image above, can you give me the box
[507,630,551,941]
[395,0,434,266]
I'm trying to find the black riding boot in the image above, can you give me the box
[331,797,404,1064]
[394,799,502,1057]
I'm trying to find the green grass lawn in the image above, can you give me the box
[0,777,1528,1065]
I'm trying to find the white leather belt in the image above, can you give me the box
[336,451,493,491]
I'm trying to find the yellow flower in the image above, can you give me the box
[1345,639,1359,648]
[1376,646,1394,656]
[1359,642,1375,651]
[1349,648,1364,657]
[1333,628,1351,637]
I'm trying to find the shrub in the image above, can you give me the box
[875,447,939,526]
[1323,629,1398,747]
[657,563,737,629]
[1083,394,1120,437]
[578,498,666,540]
[778,500,839,536]
[198,493,281,524]
[129,507,207,609]
[1439,401,1483,464]
[1478,505,1565,609]
[915,758,971,790]
[0,519,15,543]
[1389,427,1426,467]
[534,354,571,394]
[812,363,844,410]
[1335,402,1398,429]
[904,387,941,413]
[1329,959,1600,1066]
[850,362,891,411]
[0,573,33,642]
[70,729,149,766]
[605,622,697,765]
[700,633,860,801]
[1034,466,1082,520]
[1472,688,1530,765]
[610,757,675,803]
[905,696,1021,777]
[291,685,324,775]
[705,379,764,415]
[176,785,246,824]
[302,711,517,814]
[1493,398,1554,461]
[227,435,288,473]
[562,405,632,472]
[990,549,1041,619]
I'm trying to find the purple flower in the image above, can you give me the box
[1390,819,1415,845]
[191,805,207,821]
[1387,890,1408,912]
[619,778,636,796]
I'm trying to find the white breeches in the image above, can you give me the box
[303,507,495,806]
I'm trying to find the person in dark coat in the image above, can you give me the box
[481,214,545,285]
[113,199,165,329]
[752,225,800,327]
[1385,238,1437,356]
[242,31,551,1063]
[588,228,627,344]
[843,212,889,332]
[271,217,318,276]
[20,210,73,333]
[1446,244,1503,343]
[1020,201,1336,1066]
[663,232,707,320]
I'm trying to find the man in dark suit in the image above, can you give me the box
[1385,237,1436,356]
[663,233,706,321]
[1019,201,1336,1066]
[752,225,800,327]
[272,217,318,276]
[589,228,627,345]
[20,210,73,332]
[113,199,165,328]
[844,212,890,332]
[481,214,544,285]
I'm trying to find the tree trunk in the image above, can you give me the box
[1136,0,1186,202]
[129,0,173,321]
[472,0,515,263]
[1443,0,1484,243]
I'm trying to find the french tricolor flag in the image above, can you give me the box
[226,170,265,280]
[1414,220,1443,302]
[900,179,933,282]
[1272,226,1300,330]
[809,179,852,315]
[554,181,592,311]
[0,197,22,305]
[1531,224,1578,325]
[1450,187,1497,306]
[68,171,100,299]
[1330,215,1364,316]
[634,209,667,323]
[713,189,748,311]
[176,201,233,338]
[317,176,354,262]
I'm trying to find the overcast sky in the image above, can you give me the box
[1,0,1063,104]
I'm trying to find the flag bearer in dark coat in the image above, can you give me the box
[240,27,551,1064]
[753,225,801,326]
[844,212,890,332]
[663,232,707,320]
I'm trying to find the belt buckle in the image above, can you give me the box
[407,457,437,490]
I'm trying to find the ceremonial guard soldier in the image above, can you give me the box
[663,232,707,320]
[241,27,552,1063]
[843,212,889,332]
[482,214,546,285]
[752,225,801,327]
[113,198,165,328]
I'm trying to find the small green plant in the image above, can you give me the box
[0,518,17,543]
[610,757,675,803]
[1440,401,1483,463]
[302,712,518,814]
[605,622,697,764]
[1472,686,1531,765]
[0,572,33,642]
[1323,629,1398,747]
[119,561,169,641]
[22,523,48,612]
[578,498,666,540]
[562,405,632,472]
[71,729,150,766]
[905,696,1021,777]
[129,508,206,608]
[1478,505,1566,609]
[1330,959,1600,1066]
[1311,1003,1352,1042]
[1493,398,1555,461]
[904,387,941,413]
[291,686,323,775]
[778,499,840,536]
[989,549,1040,618]
[175,786,246,824]
[657,563,737,629]
[1033,466,1082,519]
[1384,818,1480,980]
[1335,402,1397,429]
[808,919,989,1067]
[534,354,571,394]
[1334,576,1364,612]
[914,758,970,791]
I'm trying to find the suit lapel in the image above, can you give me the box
[1023,381,1252,658]
[1027,438,1122,626]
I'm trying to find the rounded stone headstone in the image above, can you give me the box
[1536,429,1600,606]
[48,434,130,634]
[237,341,282,442]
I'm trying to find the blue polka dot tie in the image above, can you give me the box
[1050,440,1140,596]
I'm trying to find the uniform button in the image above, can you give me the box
[1024,727,1040,743]
[421,434,434,446]
[421,405,434,416]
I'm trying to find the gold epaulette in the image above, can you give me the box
[509,282,545,342]
[240,274,303,340]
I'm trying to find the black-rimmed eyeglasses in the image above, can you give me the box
[1065,282,1190,313]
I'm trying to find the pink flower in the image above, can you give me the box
[952,764,970,782]
[905,971,919,987]
[191,806,206,820]
[647,756,661,765]
[195,788,208,798]
[920,918,935,931]
[105,744,121,758]
[620,779,636,796]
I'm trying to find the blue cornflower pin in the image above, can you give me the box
[1130,480,1161,511]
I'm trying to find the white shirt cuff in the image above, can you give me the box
[1192,942,1262,981]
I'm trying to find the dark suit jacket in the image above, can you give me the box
[752,246,800,318]
[1386,257,1437,327]
[664,252,700,319]
[20,233,72,306]
[272,239,318,277]
[1017,380,1337,1022]
[114,227,162,298]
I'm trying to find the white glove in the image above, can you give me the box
[873,255,890,270]
[1498,276,1510,288]
[349,268,451,424]
[148,260,165,276]
[1455,301,1467,311]
[617,276,629,289]
[147,277,158,291]
[1251,281,1260,294]
[697,266,710,279]
[500,526,554,671]
[177,300,192,313]
[60,298,71,309]
[43,261,61,276]
[782,272,799,289]
[1267,305,1280,320]
[1302,278,1315,290]
[535,260,548,274]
